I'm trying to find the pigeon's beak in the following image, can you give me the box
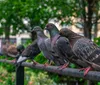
[17,56,27,63]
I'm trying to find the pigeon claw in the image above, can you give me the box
[79,66,92,76]
[43,63,50,67]
[11,59,16,63]
[58,63,69,70]
[33,61,38,65]
[84,66,92,76]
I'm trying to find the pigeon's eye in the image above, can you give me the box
[49,24,52,28]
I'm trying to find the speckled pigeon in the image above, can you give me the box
[17,39,41,64]
[7,44,19,57]
[60,28,100,76]
[45,23,77,69]
[33,26,66,66]
[1,42,20,58]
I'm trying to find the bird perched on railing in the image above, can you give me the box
[0,39,25,63]
[33,26,66,66]
[10,44,25,63]
[17,29,41,65]
[7,44,18,57]
[45,23,77,69]
[60,28,100,76]
[1,40,19,58]
[17,39,41,65]
[16,44,25,59]
[45,23,89,70]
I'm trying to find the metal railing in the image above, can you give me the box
[0,59,100,85]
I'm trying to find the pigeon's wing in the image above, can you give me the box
[45,38,66,65]
[44,38,57,56]
[21,40,40,58]
[38,38,54,60]
[73,38,98,61]
[17,40,40,63]
[56,37,73,60]
[55,36,87,67]
[44,39,52,52]
[7,45,18,56]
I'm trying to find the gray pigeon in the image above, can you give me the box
[17,28,41,64]
[17,39,41,64]
[45,23,76,69]
[33,26,66,66]
[60,28,100,76]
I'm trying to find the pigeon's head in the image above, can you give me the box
[30,26,42,39]
[30,28,37,41]
[17,44,25,53]
[60,28,72,37]
[45,23,57,31]
[33,26,42,32]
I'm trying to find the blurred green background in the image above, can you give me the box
[0,0,100,85]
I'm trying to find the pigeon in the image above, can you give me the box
[16,44,25,59]
[1,41,19,58]
[7,44,18,57]
[33,26,56,66]
[33,26,67,66]
[45,23,76,69]
[16,44,25,54]
[9,44,25,63]
[17,39,41,64]
[60,28,100,76]
[17,28,41,64]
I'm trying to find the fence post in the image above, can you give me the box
[16,65,24,85]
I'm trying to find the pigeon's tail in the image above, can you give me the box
[82,58,100,70]
[17,56,27,64]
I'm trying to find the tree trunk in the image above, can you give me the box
[83,0,93,39]
[93,17,98,38]
[83,22,92,39]
[4,27,10,40]
[81,0,95,39]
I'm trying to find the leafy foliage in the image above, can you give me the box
[94,37,100,46]
[0,0,100,39]
[1,39,100,84]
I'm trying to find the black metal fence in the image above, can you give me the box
[0,59,100,85]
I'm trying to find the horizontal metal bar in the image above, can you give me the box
[0,59,100,81]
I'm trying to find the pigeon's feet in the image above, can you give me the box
[79,66,92,76]
[33,61,38,65]
[43,63,50,67]
[58,63,69,70]
[11,59,16,63]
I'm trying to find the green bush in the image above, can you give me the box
[94,37,100,46]
[0,39,100,85]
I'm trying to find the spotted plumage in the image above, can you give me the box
[60,28,100,71]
